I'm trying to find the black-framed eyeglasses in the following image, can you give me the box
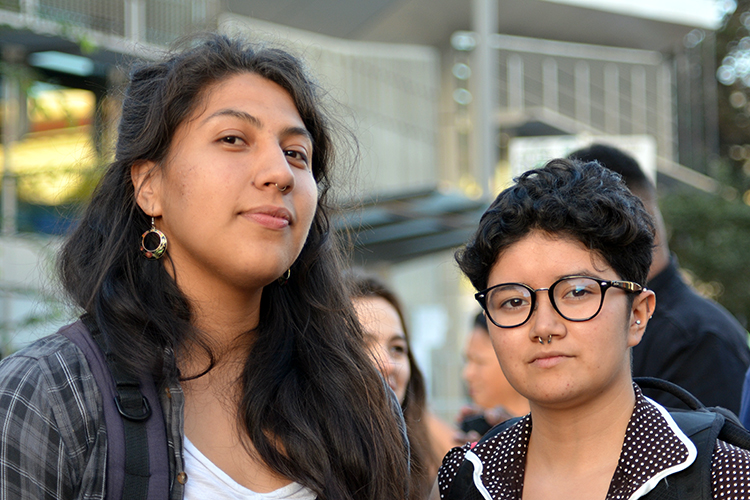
[475,275,644,329]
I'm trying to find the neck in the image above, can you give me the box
[190,286,262,337]
[504,392,531,417]
[648,244,671,280]
[526,377,635,472]
[165,262,265,373]
[646,202,671,280]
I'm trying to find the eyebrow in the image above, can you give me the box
[202,108,313,143]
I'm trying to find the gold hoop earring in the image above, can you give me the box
[140,217,167,260]
[278,268,291,286]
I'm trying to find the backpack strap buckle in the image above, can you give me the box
[114,385,152,421]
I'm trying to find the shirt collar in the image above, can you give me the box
[465,384,696,500]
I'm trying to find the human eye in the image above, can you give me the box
[500,297,528,310]
[559,279,597,301]
[284,148,310,169]
[390,339,408,357]
[489,285,530,311]
[218,134,246,147]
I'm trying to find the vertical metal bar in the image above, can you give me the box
[604,63,620,134]
[507,55,524,111]
[0,47,22,351]
[543,58,558,112]
[658,62,675,163]
[631,65,647,134]
[471,0,498,199]
[702,32,720,174]
[125,0,145,41]
[2,56,20,237]
[575,61,590,126]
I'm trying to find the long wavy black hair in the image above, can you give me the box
[58,33,409,500]
[345,272,439,500]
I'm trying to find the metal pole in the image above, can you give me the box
[1,72,18,236]
[1,45,23,352]
[471,0,498,199]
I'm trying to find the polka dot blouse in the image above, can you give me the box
[437,384,750,499]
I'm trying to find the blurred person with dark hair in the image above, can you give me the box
[347,272,455,500]
[458,312,529,439]
[569,144,750,414]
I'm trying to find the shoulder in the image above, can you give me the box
[0,325,106,497]
[424,412,457,459]
[437,416,528,499]
[0,324,99,399]
[436,442,471,499]
[651,271,746,342]
[0,325,104,452]
[711,439,750,498]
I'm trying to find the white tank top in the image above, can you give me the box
[183,438,317,500]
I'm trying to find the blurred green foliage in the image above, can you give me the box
[660,187,750,328]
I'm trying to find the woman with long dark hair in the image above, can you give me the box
[347,272,455,500]
[0,34,409,500]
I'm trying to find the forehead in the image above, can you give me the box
[465,328,493,352]
[188,72,303,124]
[353,297,404,336]
[489,231,612,284]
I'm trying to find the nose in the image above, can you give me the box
[254,139,296,193]
[462,361,475,383]
[528,293,566,343]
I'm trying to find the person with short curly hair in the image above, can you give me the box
[435,158,750,500]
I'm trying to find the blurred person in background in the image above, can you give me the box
[347,272,455,500]
[458,312,529,439]
[569,144,750,414]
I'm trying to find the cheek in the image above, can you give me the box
[399,360,411,384]
[295,189,319,238]
[299,176,319,212]
[366,344,385,369]
[491,337,522,384]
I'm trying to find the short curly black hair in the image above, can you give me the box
[455,158,655,291]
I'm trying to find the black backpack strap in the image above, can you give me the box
[89,319,152,500]
[635,376,750,451]
[634,378,733,500]
[634,377,705,410]
[443,417,521,500]
[444,459,486,500]
[641,410,721,500]
[61,317,169,500]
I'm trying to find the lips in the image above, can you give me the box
[243,206,293,229]
[530,351,571,368]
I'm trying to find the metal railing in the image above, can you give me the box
[0,0,219,49]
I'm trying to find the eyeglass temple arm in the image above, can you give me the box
[612,281,643,293]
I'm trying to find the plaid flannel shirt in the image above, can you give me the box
[0,323,186,500]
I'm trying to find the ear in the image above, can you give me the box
[131,161,163,217]
[627,289,656,348]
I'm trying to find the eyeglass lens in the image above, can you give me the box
[485,277,604,327]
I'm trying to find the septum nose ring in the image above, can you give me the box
[275,183,288,192]
[536,336,553,344]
